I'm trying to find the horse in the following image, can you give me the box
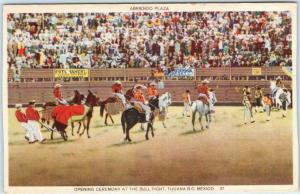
[270,81,291,110]
[40,102,57,127]
[99,96,124,126]
[191,100,210,131]
[208,90,217,112]
[50,90,99,140]
[121,98,159,142]
[153,92,172,128]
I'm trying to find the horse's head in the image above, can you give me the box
[86,91,99,106]
[159,92,172,107]
[167,92,172,105]
[44,101,57,108]
[270,81,276,91]
[148,98,159,111]
[125,89,134,100]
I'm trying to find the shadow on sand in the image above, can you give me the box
[179,129,204,136]
[235,124,244,127]
[108,139,147,148]
[93,123,122,128]
[43,138,77,144]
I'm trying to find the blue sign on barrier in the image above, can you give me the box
[164,68,195,77]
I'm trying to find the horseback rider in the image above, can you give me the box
[272,76,282,97]
[147,82,159,100]
[133,84,151,122]
[197,79,210,111]
[53,84,68,105]
[112,80,126,106]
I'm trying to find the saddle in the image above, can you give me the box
[133,103,145,113]
[197,96,209,105]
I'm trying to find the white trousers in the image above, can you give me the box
[265,105,271,120]
[27,120,44,142]
[56,98,68,105]
[20,122,35,142]
[135,101,151,121]
[244,106,254,123]
[183,102,190,115]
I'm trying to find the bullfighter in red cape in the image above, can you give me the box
[52,104,85,131]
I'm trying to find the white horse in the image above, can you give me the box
[191,100,210,131]
[141,92,172,130]
[270,81,291,109]
[157,92,172,128]
[208,91,217,112]
[159,92,172,112]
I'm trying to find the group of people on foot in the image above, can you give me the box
[15,100,46,144]
[242,76,290,124]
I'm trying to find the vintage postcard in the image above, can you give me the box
[2,3,298,193]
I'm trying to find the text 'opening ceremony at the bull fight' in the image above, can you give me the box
[4,3,298,190]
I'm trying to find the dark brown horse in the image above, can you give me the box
[121,89,159,142]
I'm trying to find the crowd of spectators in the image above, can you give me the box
[7,11,292,72]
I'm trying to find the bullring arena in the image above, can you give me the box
[7,67,294,186]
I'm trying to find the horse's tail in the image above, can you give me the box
[192,106,197,126]
[99,101,106,117]
[121,112,126,134]
[191,101,197,112]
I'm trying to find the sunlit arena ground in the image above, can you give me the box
[8,106,293,186]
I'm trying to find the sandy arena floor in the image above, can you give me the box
[8,106,293,186]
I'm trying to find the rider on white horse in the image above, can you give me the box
[272,76,283,98]
[112,80,126,106]
[197,79,211,112]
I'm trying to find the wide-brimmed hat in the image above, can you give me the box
[276,76,282,80]
[201,79,209,84]
[54,83,62,88]
[114,80,122,84]
[29,100,36,104]
[150,82,157,86]
[15,104,22,108]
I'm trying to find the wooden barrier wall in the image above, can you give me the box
[7,67,292,105]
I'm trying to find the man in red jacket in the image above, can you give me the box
[112,80,126,106]
[197,79,210,104]
[53,84,68,105]
[15,104,35,143]
[197,79,211,114]
[26,100,45,143]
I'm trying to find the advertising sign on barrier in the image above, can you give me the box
[251,68,262,76]
[164,68,195,77]
[54,69,90,78]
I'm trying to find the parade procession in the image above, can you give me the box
[5,4,296,189]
